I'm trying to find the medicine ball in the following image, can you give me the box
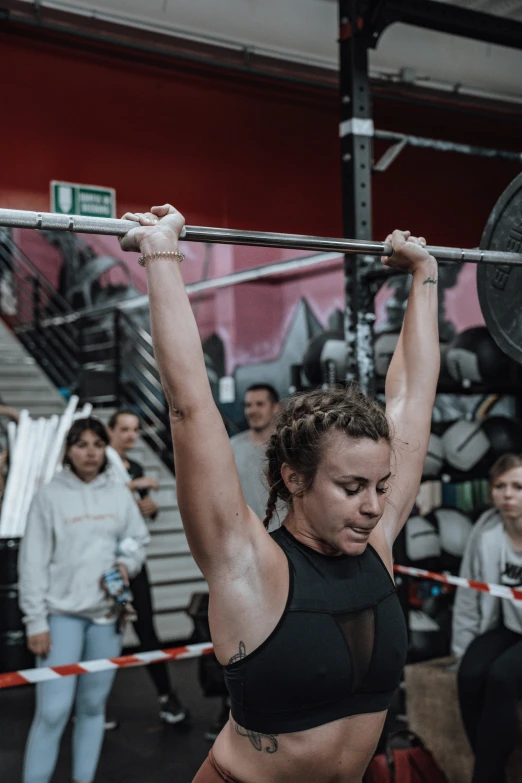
[302,330,344,386]
[482,416,522,460]
[423,433,444,480]
[423,591,454,622]
[374,332,400,377]
[442,420,490,472]
[439,342,454,385]
[405,515,441,569]
[445,326,510,385]
[409,610,450,662]
[421,596,454,654]
[426,506,473,573]
[320,338,348,386]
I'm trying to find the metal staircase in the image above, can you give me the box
[0,228,174,464]
[0,320,66,418]
[0,230,207,644]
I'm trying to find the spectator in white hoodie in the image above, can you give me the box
[452,453,522,783]
[19,417,149,783]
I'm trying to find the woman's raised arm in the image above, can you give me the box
[120,206,264,577]
[378,230,440,547]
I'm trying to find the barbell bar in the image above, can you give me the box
[0,206,521,266]
[2,168,522,368]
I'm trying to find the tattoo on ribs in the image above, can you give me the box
[229,642,279,753]
[228,641,247,664]
[423,277,438,285]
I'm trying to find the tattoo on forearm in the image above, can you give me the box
[235,722,279,753]
[229,642,279,753]
[423,277,438,285]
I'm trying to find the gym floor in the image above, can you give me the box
[0,658,218,782]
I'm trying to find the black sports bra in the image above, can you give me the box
[224,525,408,734]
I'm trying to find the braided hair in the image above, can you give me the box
[263,386,391,528]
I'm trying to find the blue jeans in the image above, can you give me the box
[23,614,122,783]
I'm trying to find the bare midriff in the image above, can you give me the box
[212,709,387,783]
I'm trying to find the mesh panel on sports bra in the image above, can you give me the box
[334,606,375,691]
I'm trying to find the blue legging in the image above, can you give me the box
[23,615,122,783]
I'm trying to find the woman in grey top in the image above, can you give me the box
[19,417,149,783]
[453,453,522,783]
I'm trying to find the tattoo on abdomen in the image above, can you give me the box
[229,642,279,754]
[235,723,279,753]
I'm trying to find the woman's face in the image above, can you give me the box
[67,429,106,482]
[491,466,522,522]
[287,431,392,556]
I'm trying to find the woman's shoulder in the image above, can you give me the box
[99,474,138,509]
[473,507,502,532]
[35,471,73,498]
[97,470,132,495]
[465,508,503,556]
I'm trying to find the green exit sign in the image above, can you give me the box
[51,181,116,219]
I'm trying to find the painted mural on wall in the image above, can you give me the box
[11,227,504,425]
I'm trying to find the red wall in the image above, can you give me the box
[371,99,522,249]
[2,30,522,381]
[0,34,339,235]
[1,31,521,249]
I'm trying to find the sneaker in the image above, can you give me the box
[204,701,229,742]
[204,720,225,742]
[74,715,119,731]
[158,692,189,725]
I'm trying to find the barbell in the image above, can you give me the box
[0,170,521,364]
[477,172,522,365]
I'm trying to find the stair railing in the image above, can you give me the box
[0,230,240,472]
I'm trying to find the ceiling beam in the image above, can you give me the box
[369,0,522,51]
[0,0,336,92]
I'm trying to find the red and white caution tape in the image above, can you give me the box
[2,568,521,690]
[393,564,522,602]
[0,641,214,690]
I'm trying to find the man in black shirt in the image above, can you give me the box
[108,409,188,726]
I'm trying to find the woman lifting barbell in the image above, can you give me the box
[119,205,440,783]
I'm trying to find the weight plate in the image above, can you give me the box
[477,171,522,365]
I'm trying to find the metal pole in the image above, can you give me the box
[39,252,344,327]
[0,208,520,266]
[375,129,522,164]
[339,1,376,394]
[113,309,122,408]
[32,275,41,329]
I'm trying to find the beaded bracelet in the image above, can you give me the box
[138,251,185,267]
